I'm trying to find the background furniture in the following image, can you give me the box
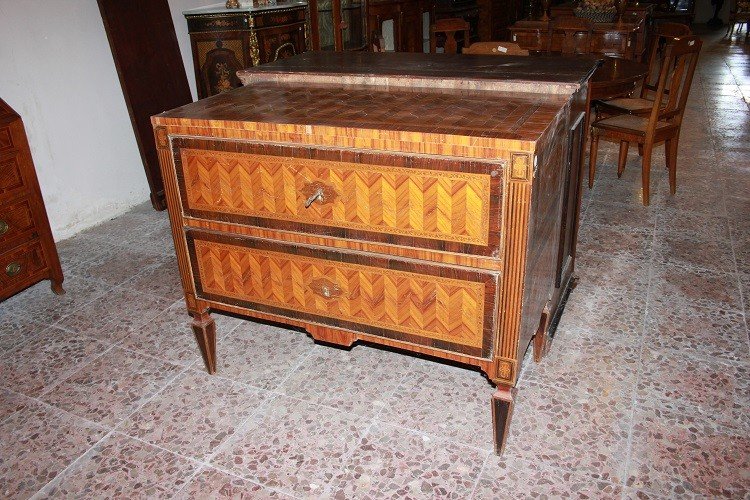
[476,0,525,40]
[510,17,646,59]
[0,99,64,300]
[309,0,367,50]
[98,0,193,211]
[589,36,702,205]
[463,41,530,54]
[548,16,593,54]
[183,1,309,98]
[430,17,471,52]
[153,51,597,454]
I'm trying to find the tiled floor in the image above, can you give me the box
[1,28,749,499]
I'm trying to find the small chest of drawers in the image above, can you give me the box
[0,99,64,301]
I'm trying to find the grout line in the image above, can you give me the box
[467,451,491,500]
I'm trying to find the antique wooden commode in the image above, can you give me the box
[152,52,597,453]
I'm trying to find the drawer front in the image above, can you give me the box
[0,154,28,199]
[0,126,14,155]
[174,139,503,257]
[256,21,306,64]
[253,8,307,29]
[188,231,498,358]
[0,240,46,292]
[0,197,36,253]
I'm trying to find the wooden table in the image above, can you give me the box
[509,17,647,61]
[152,51,598,454]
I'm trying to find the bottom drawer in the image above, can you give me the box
[187,231,499,358]
[0,240,47,293]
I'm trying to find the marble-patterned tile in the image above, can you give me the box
[121,258,184,301]
[732,232,750,275]
[574,251,651,295]
[627,404,750,498]
[55,236,118,274]
[556,288,646,348]
[69,246,167,286]
[56,286,173,344]
[329,422,487,499]
[41,432,200,499]
[0,388,29,422]
[654,209,731,242]
[652,182,727,216]
[502,381,632,482]
[0,274,110,325]
[119,302,243,367]
[75,211,166,246]
[525,331,640,399]
[0,398,106,499]
[0,326,109,397]
[120,370,268,461]
[726,196,750,232]
[279,344,413,417]
[637,348,750,432]
[652,232,737,273]
[474,456,622,499]
[649,263,744,312]
[577,223,653,261]
[377,359,494,451]
[645,301,749,363]
[0,315,45,353]
[210,321,314,390]
[212,396,368,498]
[42,346,183,426]
[582,200,657,232]
[176,467,292,499]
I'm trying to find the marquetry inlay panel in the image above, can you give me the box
[0,127,13,154]
[0,156,26,196]
[180,148,492,245]
[193,239,487,348]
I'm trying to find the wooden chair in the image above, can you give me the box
[547,16,593,55]
[588,36,702,205]
[463,41,529,55]
[725,0,750,42]
[596,23,691,117]
[430,17,470,54]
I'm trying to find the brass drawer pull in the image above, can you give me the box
[309,277,343,299]
[5,261,21,277]
[0,220,7,236]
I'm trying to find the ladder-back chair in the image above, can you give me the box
[430,17,470,54]
[588,35,702,205]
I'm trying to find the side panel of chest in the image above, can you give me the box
[172,137,504,260]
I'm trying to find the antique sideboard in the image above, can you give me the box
[0,99,64,300]
[152,52,597,453]
[183,1,309,98]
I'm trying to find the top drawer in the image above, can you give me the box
[172,138,504,257]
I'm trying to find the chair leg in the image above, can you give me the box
[588,129,599,189]
[638,143,644,157]
[641,141,653,206]
[617,141,629,178]
[667,137,678,195]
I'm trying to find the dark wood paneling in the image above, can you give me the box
[97,0,193,211]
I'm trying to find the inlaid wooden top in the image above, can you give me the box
[155,52,598,144]
[238,51,600,94]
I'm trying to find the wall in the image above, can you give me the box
[0,0,210,241]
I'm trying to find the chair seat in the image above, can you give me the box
[599,97,656,114]
[593,114,674,135]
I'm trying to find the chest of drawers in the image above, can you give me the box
[0,99,64,301]
[152,52,596,453]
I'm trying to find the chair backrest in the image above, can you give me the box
[548,16,593,55]
[648,35,702,130]
[430,17,470,54]
[641,22,692,97]
[463,41,529,55]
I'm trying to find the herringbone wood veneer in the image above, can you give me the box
[181,149,492,245]
[194,239,487,349]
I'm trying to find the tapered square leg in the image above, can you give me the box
[192,311,216,374]
[492,385,515,455]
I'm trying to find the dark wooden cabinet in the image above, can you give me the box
[0,99,64,301]
[184,2,309,99]
[477,0,525,40]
